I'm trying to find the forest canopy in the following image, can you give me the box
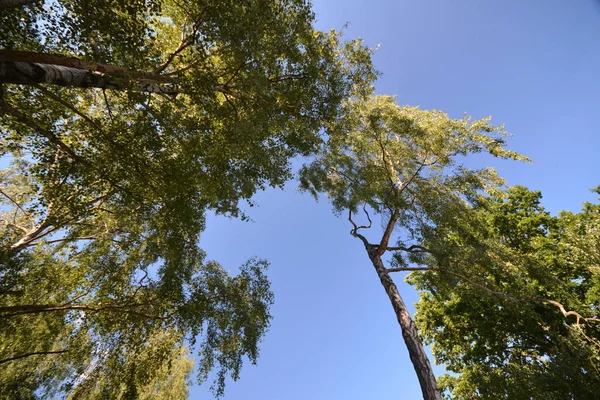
[0,0,374,398]
[1,1,599,400]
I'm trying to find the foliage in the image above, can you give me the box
[66,332,195,400]
[300,95,526,217]
[0,0,375,397]
[300,95,599,398]
[299,95,526,398]
[409,186,600,399]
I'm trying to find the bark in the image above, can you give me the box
[0,61,182,94]
[366,244,442,400]
[10,221,51,251]
[349,209,441,398]
[0,50,168,81]
[0,0,37,9]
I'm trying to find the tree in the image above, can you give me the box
[66,331,195,399]
[0,0,375,397]
[300,95,526,400]
[409,186,600,399]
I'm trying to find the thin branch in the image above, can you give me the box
[162,59,203,77]
[223,62,246,88]
[0,302,170,320]
[350,204,372,232]
[376,137,401,194]
[0,350,68,365]
[362,204,373,229]
[348,209,370,247]
[63,274,103,306]
[268,73,309,83]
[0,98,80,161]
[34,83,105,133]
[216,83,300,113]
[131,269,149,298]
[0,289,23,296]
[0,188,35,230]
[154,26,197,74]
[386,266,600,326]
[23,235,97,247]
[1,219,31,233]
[0,188,30,219]
[223,93,239,119]
[397,158,427,197]
[386,244,433,253]
[102,89,114,123]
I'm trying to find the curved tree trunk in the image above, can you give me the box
[367,245,442,400]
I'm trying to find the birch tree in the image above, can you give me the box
[300,95,527,400]
[0,0,375,397]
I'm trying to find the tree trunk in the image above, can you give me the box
[0,50,167,80]
[0,61,182,94]
[366,245,442,400]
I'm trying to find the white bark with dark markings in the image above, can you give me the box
[0,61,182,94]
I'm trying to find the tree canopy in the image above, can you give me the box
[3,2,598,399]
[410,186,600,399]
[301,95,600,399]
[0,0,375,398]
[300,95,527,399]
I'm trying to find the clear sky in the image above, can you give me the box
[191,1,600,398]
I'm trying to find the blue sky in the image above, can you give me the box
[191,1,600,398]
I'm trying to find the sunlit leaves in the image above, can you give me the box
[410,187,600,399]
[0,0,375,397]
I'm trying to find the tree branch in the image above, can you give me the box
[0,187,34,227]
[0,96,81,161]
[0,289,23,296]
[348,209,370,247]
[268,73,309,83]
[0,0,37,10]
[0,302,170,320]
[376,208,400,256]
[376,136,401,194]
[223,92,239,119]
[154,27,198,74]
[386,244,433,253]
[102,89,114,122]
[22,235,98,247]
[223,62,246,88]
[10,220,54,251]
[1,219,30,233]
[161,59,203,77]
[0,350,68,365]
[386,266,600,326]
[0,61,185,94]
[33,83,105,132]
